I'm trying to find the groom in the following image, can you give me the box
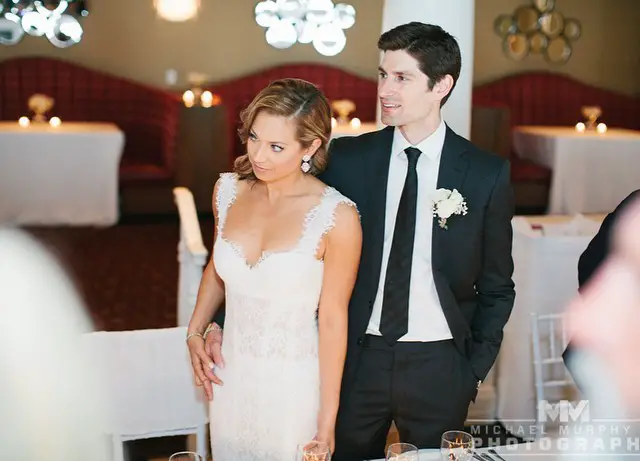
[207,22,515,460]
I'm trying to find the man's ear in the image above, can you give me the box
[432,75,454,101]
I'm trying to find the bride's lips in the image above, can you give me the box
[252,163,269,173]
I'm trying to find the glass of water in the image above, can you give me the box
[386,442,419,461]
[169,451,203,461]
[296,440,331,461]
[440,430,474,461]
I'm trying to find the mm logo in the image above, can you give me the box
[539,400,590,423]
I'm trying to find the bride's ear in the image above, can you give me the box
[305,138,322,158]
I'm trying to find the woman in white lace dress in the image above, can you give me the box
[185,79,362,461]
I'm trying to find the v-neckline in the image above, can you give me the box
[219,186,331,270]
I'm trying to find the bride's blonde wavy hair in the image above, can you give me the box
[234,78,332,180]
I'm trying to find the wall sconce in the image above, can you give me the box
[182,89,221,108]
[182,72,221,108]
[18,116,30,127]
[49,116,62,127]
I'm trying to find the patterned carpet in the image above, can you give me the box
[25,216,215,332]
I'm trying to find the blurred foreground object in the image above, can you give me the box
[0,228,109,461]
[567,196,640,412]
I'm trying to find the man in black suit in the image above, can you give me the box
[563,189,640,386]
[318,23,515,459]
[205,22,515,460]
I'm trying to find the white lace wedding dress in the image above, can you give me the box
[209,172,356,461]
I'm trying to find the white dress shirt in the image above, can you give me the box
[366,119,453,342]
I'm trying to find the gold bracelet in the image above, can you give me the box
[203,323,223,338]
[186,332,204,342]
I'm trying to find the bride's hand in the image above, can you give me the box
[186,334,220,401]
[313,428,335,454]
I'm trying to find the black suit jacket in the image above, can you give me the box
[319,125,516,391]
[563,189,640,381]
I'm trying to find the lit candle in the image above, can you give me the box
[350,117,361,129]
[200,90,213,108]
[596,123,607,134]
[18,116,30,127]
[49,116,61,127]
[575,122,585,133]
[183,90,195,108]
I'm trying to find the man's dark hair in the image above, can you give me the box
[378,22,461,106]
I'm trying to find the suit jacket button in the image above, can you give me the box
[357,337,363,346]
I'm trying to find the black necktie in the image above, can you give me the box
[379,147,421,344]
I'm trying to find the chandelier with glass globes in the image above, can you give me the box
[255,0,356,56]
[0,0,88,48]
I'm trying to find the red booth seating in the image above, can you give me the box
[473,71,639,131]
[0,57,182,187]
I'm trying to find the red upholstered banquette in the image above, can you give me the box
[473,71,639,131]
[0,57,182,186]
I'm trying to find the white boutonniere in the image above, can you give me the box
[432,188,468,229]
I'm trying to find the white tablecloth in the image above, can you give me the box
[0,121,124,226]
[513,126,640,214]
[494,214,604,430]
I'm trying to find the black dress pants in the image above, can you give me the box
[333,335,478,461]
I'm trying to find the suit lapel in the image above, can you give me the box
[432,126,470,272]
[363,126,394,301]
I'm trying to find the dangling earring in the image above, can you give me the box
[301,154,311,173]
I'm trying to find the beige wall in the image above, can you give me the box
[1,0,637,94]
[474,0,640,95]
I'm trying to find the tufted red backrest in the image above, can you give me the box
[472,71,639,131]
[0,57,182,178]
[204,63,378,167]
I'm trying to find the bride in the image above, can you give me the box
[185,78,362,461]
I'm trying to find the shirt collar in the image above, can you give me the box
[392,118,446,161]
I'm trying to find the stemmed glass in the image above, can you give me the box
[169,452,203,461]
[296,440,331,461]
[386,442,419,461]
[440,431,474,461]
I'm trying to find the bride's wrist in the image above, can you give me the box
[317,411,337,431]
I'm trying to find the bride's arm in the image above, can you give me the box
[186,179,227,398]
[188,178,226,335]
[316,202,362,445]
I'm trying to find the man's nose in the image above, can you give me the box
[378,79,396,98]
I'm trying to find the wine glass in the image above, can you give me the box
[440,431,474,461]
[169,451,203,461]
[386,442,419,461]
[296,440,331,461]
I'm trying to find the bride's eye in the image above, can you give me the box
[271,144,284,153]
[248,132,257,142]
